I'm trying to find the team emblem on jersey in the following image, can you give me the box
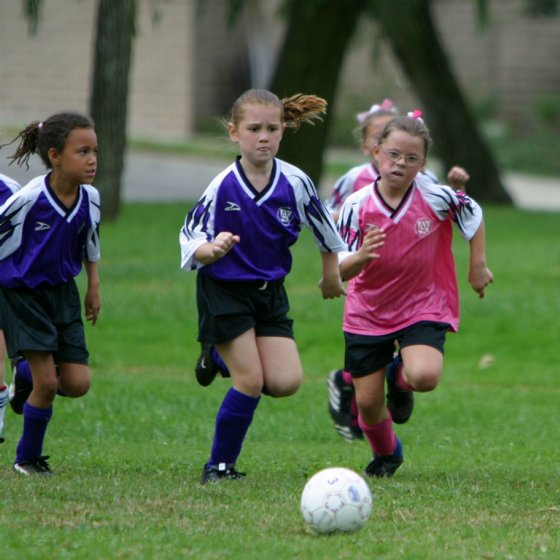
[34,221,51,231]
[277,206,293,226]
[225,201,241,211]
[415,218,432,237]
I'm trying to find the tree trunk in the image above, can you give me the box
[269,0,368,185]
[89,0,136,221]
[376,0,512,204]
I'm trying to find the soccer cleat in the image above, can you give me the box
[333,419,364,443]
[194,343,222,387]
[200,462,246,484]
[327,369,362,441]
[9,360,33,415]
[386,355,414,424]
[13,456,53,476]
[364,437,403,478]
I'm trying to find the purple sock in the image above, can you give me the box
[16,359,33,384]
[16,402,52,463]
[211,347,230,376]
[208,388,260,466]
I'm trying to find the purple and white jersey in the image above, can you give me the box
[180,158,346,281]
[0,174,101,289]
[0,173,21,205]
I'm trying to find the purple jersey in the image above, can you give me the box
[0,174,101,289]
[180,158,346,281]
[0,173,21,205]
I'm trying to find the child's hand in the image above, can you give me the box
[84,290,102,326]
[357,226,386,264]
[212,232,240,259]
[447,166,470,191]
[318,274,346,299]
[468,264,494,299]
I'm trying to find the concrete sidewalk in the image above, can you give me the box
[125,152,560,212]
[4,150,560,211]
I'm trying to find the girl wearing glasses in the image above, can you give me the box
[326,103,470,444]
[337,114,493,477]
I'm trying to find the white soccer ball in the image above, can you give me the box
[300,467,372,534]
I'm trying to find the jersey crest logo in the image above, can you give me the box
[277,207,293,226]
[35,221,51,231]
[415,218,432,237]
[225,201,241,211]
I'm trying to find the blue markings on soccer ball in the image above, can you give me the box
[347,484,360,503]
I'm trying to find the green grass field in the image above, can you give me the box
[1,203,559,559]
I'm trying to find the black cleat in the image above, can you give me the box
[364,438,403,478]
[195,344,222,387]
[386,356,414,424]
[9,361,33,415]
[13,456,53,476]
[200,463,246,484]
[327,369,362,441]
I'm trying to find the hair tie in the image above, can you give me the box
[356,98,398,124]
[407,109,424,122]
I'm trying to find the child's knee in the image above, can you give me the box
[264,375,302,397]
[36,378,58,402]
[408,367,440,392]
[59,373,91,398]
[356,390,385,413]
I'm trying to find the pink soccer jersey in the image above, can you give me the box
[338,178,483,336]
[324,163,379,215]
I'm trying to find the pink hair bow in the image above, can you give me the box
[356,98,398,124]
[407,109,424,122]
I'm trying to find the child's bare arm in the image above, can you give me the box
[468,220,493,298]
[194,232,241,265]
[84,260,102,325]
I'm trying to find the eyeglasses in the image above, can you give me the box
[379,148,423,167]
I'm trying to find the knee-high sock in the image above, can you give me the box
[16,359,33,384]
[16,402,52,463]
[358,415,397,457]
[342,370,353,386]
[211,347,230,376]
[208,388,260,466]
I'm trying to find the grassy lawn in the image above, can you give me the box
[1,203,559,559]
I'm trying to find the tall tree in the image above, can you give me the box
[269,0,369,184]
[375,0,511,203]
[89,0,136,220]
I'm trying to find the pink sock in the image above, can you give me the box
[396,364,414,392]
[342,370,353,386]
[358,415,396,456]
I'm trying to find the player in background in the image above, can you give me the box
[180,89,346,484]
[337,114,493,477]
[0,173,22,443]
[326,101,470,442]
[325,101,469,221]
[0,112,101,475]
